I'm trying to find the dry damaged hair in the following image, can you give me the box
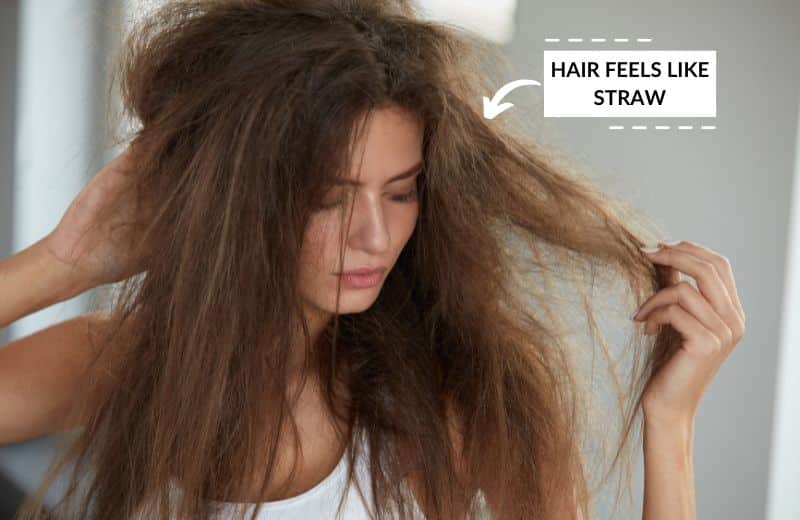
[15,0,680,519]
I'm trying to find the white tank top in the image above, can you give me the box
[162,436,427,519]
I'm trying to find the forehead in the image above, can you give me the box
[340,105,424,185]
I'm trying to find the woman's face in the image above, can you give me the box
[299,104,423,317]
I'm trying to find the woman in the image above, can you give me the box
[2,0,745,518]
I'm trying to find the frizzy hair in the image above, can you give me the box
[15,1,678,519]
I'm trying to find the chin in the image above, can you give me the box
[323,289,380,314]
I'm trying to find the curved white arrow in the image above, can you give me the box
[482,79,542,119]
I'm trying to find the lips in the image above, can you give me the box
[335,267,386,289]
[336,267,386,276]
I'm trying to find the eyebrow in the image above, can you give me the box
[334,160,424,187]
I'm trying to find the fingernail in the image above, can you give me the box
[639,245,660,254]
[659,239,682,246]
[630,305,641,320]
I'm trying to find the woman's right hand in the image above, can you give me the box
[42,144,155,290]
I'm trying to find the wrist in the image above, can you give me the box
[643,410,695,450]
[27,236,93,302]
[642,396,695,432]
[0,236,91,329]
[642,410,697,519]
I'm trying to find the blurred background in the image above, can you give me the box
[0,0,798,518]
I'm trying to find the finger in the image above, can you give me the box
[634,281,734,352]
[665,265,681,286]
[643,303,724,359]
[657,240,745,324]
[642,244,742,340]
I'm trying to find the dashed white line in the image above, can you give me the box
[544,37,652,43]
[607,125,717,131]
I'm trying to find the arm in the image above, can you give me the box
[0,238,110,445]
[1,143,151,332]
[642,414,696,520]
[0,236,87,329]
[0,146,151,445]
[632,241,746,520]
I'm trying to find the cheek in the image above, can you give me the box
[300,217,340,276]
[393,205,419,244]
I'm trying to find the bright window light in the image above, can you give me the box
[415,0,518,45]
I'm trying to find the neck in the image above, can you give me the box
[286,300,333,376]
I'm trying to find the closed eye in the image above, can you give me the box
[391,187,418,203]
[317,186,418,209]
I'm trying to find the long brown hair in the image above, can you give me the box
[15,0,679,518]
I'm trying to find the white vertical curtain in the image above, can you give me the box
[11,0,105,340]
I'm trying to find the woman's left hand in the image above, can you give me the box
[633,240,746,426]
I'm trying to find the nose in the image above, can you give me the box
[346,191,391,254]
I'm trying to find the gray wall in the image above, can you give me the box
[505,1,799,518]
[0,2,18,348]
